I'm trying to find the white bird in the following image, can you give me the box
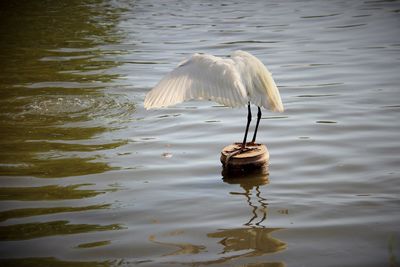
[144,50,284,149]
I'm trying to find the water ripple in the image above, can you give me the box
[22,94,135,123]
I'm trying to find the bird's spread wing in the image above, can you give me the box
[252,65,284,112]
[144,53,248,109]
[232,50,284,112]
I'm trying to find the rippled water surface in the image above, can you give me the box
[1,1,400,266]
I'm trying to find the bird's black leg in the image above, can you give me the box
[242,102,252,149]
[251,106,262,143]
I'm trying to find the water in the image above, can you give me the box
[0,0,399,266]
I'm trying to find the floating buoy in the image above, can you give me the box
[220,143,269,174]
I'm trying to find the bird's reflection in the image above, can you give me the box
[148,233,206,257]
[223,164,269,226]
[207,227,286,257]
[206,165,287,265]
[149,164,286,266]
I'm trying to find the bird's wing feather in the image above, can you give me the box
[252,65,284,112]
[231,50,284,112]
[144,54,248,109]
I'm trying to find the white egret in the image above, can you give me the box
[144,50,284,149]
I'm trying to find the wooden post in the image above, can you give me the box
[220,143,269,175]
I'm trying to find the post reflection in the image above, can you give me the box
[204,165,287,265]
[222,165,270,226]
[149,165,286,266]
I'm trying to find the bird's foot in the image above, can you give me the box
[225,144,259,165]
[238,142,259,150]
[237,144,257,154]
[248,141,261,146]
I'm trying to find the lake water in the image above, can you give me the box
[0,0,399,266]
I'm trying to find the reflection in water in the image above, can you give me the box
[0,1,124,86]
[0,220,123,241]
[5,0,396,265]
[149,168,286,266]
[149,232,206,256]
[0,184,107,201]
[0,257,111,267]
[388,235,398,267]
[223,165,270,226]
[1,157,118,178]
[0,204,110,222]
[222,164,269,180]
[77,240,111,249]
[203,168,287,265]
[207,227,286,261]
[0,1,128,263]
[0,0,133,178]
[243,263,285,267]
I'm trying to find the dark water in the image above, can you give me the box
[1,0,400,266]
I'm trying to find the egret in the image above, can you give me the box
[144,50,284,150]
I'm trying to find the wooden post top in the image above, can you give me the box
[220,143,269,169]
